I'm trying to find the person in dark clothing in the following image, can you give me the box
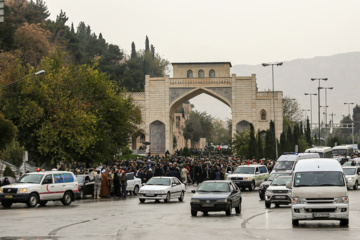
[113,171,121,197]
[2,177,10,186]
[120,170,127,197]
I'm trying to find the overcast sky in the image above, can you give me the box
[46,0,360,121]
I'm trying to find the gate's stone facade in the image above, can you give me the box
[131,62,283,155]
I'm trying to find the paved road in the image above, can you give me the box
[1,185,360,240]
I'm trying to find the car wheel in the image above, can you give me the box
[353,181,358,190]
[259,192,265,200]
[178,191,184,202]
[164,192,171,203]
[27,193,39,208]
[265,201,271,208]
[249,182,255,191]
[191,210,197,216]
[235,201,241,214]
[139,199,145,203]
[80,190,84,199]
[1,201,13,208]
[292,219,299,226]
[133,185,139,195]
[61,192,72,206]
[39,201,48,206]
[340,219,349,226]
[226,204,232,216]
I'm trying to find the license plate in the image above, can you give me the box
[146,193,154,197]
[313,213,329,218]
[202,203,214,207]
[275,196,285,199]
[5,195,13,198]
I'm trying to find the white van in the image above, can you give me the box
[332,145,354,157]
[272,153,320,174]
[305,146,332,158]
[287,158,349,226]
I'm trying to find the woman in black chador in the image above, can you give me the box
[113,171,121,197]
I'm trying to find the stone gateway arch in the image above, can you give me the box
[131,62,283,155]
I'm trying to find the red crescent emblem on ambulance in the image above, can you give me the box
[46,184,50,192]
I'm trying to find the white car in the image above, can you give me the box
[138,176,186,203]
[343,166,360,190]
[227,165,270,191]
[0,170,79,208]
[126,172,142,194]
[265,175,292,208]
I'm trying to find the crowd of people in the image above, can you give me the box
[63,155,275,198]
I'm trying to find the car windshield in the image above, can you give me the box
[268,173,291,181]
[332,149,347,156]
[271,177,292,186]
[274,161,295,171]
[198,182,230,192]
[76,176,85,182]
[343,168,356,175]
[146,178,170,186]
[294,171,345,187]
[19,174,44,184]
[234,167,254,174]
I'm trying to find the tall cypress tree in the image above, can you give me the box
[268,121,276,159]
[257,130,264,160]
[131,42,136,59]
[151,44,155,58]
[305,118,312,147]
[286,126,292,152]
[248,123,257,159]
[280,132,286,155]
[145,36,150,52]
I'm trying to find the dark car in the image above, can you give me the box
[258,172,291,200]
[190,180,242,216]
[76,175,94,199]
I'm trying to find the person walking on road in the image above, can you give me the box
[94,170,102,199]
[181,166,188,184]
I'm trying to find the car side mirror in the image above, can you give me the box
[228,171,232,174]
[191,190,196,193]
[286,182,292,189]
[256,171,260,175]
[172,183,176,187]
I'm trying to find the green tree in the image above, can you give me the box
[256,130,264,159]
[3,165,16,179]
[131,42,137,59]
[0,50,141,165]
[0,113,18,151]
[3,140,25,169]
[232,130,250,159]
[283,97,302,131]
[248,123,257,159]
[145,35,150,52]
[305,118,312,147]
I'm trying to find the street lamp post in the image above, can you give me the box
[0,70,45,89]
[311,78,328,145]
[262,62,283,160]
[321,87,333,129]
[304,93,317,129]
[344,102,355,144]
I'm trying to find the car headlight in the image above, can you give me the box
[245,177,251,180]
[0,188,2,193]
[191,199,200,203]
[346,177,354,180]
[336,197,349,204]
[17,188,28,193]
[139,190,145,194]
[226,177,230,180]
[266,190,272,193]
[292,197,305,204]
[216,199,228,203]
